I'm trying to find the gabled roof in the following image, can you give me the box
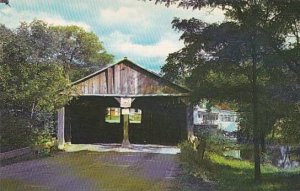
[71,58,190,94]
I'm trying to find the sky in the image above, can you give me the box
[0,0,225,72]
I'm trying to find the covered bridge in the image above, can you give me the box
[57,58,193,148]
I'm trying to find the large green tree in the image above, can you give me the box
[0,20,113,150]
[152,0,299,181]
[0,23,71,150]
[51,25,113,80]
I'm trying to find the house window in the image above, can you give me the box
[105,107,121,123]
[203,113,218,121]
[221,114,234,122]
[198,111,202,118]
[129,108,142,124]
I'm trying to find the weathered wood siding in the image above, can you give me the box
[74,62,184,95]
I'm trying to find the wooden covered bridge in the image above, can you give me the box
[57,58,193,148]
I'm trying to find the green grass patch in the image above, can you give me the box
[105,115,120,123]
[206,153,300,191]
[179,142,300,191]
[129,114,142,123]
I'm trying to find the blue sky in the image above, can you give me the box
[0,0,224,72]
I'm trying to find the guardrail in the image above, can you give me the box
[0,147,32,161]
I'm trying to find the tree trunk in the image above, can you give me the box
[260,131,266,154]
[201,138,206,160]
[271,125,276,143]
[252,47,261,181]
[260,113,267,154]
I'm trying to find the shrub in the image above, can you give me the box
[0,115,34,152]
[0,113,56,156]
[178,140,213,180]
[179,141,200,165]
[32,128,57,157]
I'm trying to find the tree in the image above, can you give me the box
[0,24,72,150]
[6,20,113,81]
[0,22,72,113]
[152,0,299,181]
[0,20,113,150]
[51,25,113,80]
[0,0,9,6]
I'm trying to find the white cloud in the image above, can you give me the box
[104,31,183,58]
[97,1,225,29]
[42,18,91,31]
[0,7,91,30]
[99,7,151,27]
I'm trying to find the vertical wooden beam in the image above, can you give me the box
[134,70,138,94]
[114,64,120,94]
[65,115,72,145]
[105,70,109,94]
[57,107,65,149]
[186,105,194,140]
[122,113,130,147]
[0,110,2,132]
[112,66,115,94]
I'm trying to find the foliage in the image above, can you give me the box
[0,115,33,152]
[270,105,300,144]
[50,25,113,80]
[179,141,202,165]
[152,0,300,180]
[0,22,71,151]
[0,21,73,112]
[207,153,300,191]
[179,132,236,180]
[193,125,237,157]
[0,20,113,152]
[179,145,300,191]
[179,140,213,180]
[0,111,57,154]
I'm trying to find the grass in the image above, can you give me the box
[105,115,120,123]
[105,114,142,123]
[194,152,300,191]
[209,153,300,191]
[129,114,142,123]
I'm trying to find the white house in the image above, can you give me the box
[193,105,238,132]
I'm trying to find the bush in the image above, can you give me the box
[0,115,34,152]
[194,127,237,156]
[0,113,56,156]
[178,131,237,181]
[32,129,58,157]
[179,141,200,165]
[179,140,213,180]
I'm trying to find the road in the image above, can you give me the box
[0,151,215,191]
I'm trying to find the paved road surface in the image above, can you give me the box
[0,152,215,191]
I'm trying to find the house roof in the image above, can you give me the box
[71,57,190,94]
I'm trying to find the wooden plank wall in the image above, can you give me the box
[75,62,181,95]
